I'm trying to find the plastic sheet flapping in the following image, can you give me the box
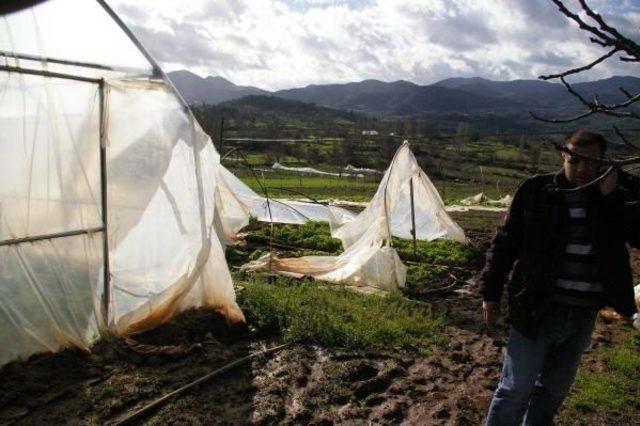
[214,164,356,243]
[0,0,243,366]
[105,82,244,335]
[459,192,512,207]
[242,142,466,292]
[242,216,407,292]
[331,141,467,248]
[272,162,364,178]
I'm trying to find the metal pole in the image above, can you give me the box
[0,65,102,84]
[0,50,148,74]
[96,0,163,79]
[0,226,104,247]
[409,176,417,260]
[99,80,111,328]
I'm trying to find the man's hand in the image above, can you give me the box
[483,300,497,331]
[600,168,618,196]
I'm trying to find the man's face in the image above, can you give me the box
[562,142,603,187]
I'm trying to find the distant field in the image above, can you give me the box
[231,171,519,204]
[221,135,561,204]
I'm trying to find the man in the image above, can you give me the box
[479,130,640,425]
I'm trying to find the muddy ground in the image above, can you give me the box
[0,210,638,425]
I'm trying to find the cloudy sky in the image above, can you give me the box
[107,0,640,91]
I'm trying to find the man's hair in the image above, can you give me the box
[564,129,607,156]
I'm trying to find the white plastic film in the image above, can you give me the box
[242,228,407,292]
[332,142,466,247]
[241,142,465,292]
[0,72,102,241]
[0,233,102,366]
[0,0,244,366]
[1,0,152,76]
[105,81,243,334]
[215,165,356,240]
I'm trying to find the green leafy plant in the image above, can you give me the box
[236,275,445,353]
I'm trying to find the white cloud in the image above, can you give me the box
[108,0,640,90]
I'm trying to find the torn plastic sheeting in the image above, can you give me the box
[108,136,245,335]
[0,0,245,366]
[240,142,465,293]
[331,141,466,248]
[344,164,381,174]
[272,162,364,178]
[241,232,407,292]
[459,192,512,207]
[214,164,356,241]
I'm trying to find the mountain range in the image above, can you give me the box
[168,70,640,116]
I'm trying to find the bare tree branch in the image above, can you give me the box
[540,0,640,122]
[578,0,640,56]
[532,0,640,186]
[529,110,594,123]
[589,36,611,48]
[539,48,619,80]
[560,76,591,105]
[619,87,635,99]
[550,0,617,46]
[613,124,640,150]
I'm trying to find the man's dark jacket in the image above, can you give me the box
[478,170,640,338]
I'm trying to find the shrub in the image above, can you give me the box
[393,238,480,265]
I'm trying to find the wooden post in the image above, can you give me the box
[409,177,417,260]
[218,116,225,154]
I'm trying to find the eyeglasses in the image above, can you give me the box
[565,156,602,166]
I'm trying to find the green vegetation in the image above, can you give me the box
[393,238,479,264]
[229,220,482,296]
[234,173,381,202]
[245,221,343,254]
[236,274,445,352]
[238,172,520,204]
[565,330,640,419]
[405,264,450,292]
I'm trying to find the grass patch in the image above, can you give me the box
[564,329,640,419]
[236,274,445,353]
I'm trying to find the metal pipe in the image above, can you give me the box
[95,0,162,78]
[0,65,102,84]
[99,79,111,327]
[0,226,104,247]
[96,0,192,113]
[0,50,148,74]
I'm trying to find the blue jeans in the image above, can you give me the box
[486,303,598,426]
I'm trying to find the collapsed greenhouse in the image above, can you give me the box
[0,0,466,367]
